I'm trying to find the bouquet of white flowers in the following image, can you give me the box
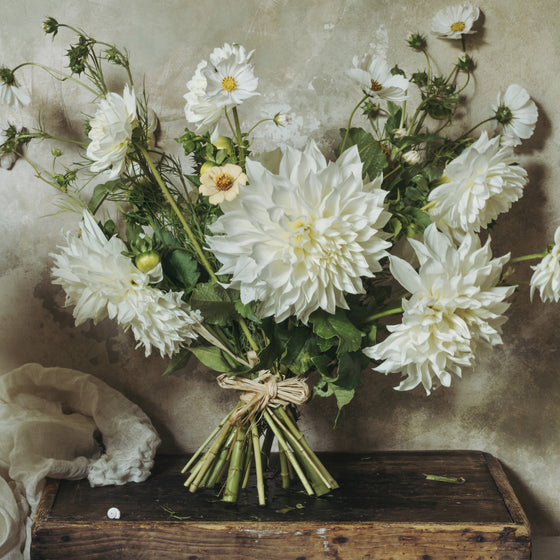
[1,4,554,505]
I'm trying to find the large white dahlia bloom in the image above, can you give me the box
[364,224,514,394]
[51,211,201,357]
[427,131,528,239]
[530,226,560,303]
[86,85,137,179]
[207,141,392,323]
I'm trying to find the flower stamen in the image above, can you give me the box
[370,79,383,92]
[221,76,237,92]
[216,173,234,191]
[450,21,466,33]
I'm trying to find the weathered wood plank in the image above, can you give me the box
[31,451,531,560]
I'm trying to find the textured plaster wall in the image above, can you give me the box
[1,0,559,535]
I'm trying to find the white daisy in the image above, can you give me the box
[0,68,30,108]
[51,211,201,358]
[493,84,538,147]
[86,85,137,179]
[347,56,409,103]
[530,226,560,302]
[431,3,480,39]
[427,131,528,239]
[206,140,392,323]
[364,224,514,394]
[199,163,247,205]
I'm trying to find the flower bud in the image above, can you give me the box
[200,161,217,175]
[273,113,292,127]
[135,251,160,273]
[393,128,407,140]
[212,135,233,152]
[403,150,421,165]
[407,32,427,51]
[42,17,59,36]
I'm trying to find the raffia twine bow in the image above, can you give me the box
[217,370,310,423]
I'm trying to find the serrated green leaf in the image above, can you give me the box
[234,300,261,323]
[163,249,200,294]
[310,309,364,354]
[189,282,236,326]
[338,127,388,179]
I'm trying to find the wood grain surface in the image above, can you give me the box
[31,451,531,559]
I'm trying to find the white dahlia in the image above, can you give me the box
[207,141,392,323]
[493,84,538,147]
[431,3,480,39]
[427,131,528,239]
[51,211,201,358]
[530,226,560,303]
[364,224,514,394]
[347,56,409,103]
[86,85,137,179]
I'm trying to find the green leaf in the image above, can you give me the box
[310,309,364,354]
[234,300,261,323]
[188,345,236,373]
[162,349,191,376]
[163,249,200,294]
[338,127,387,179]
[189,281,236,326]
[87,179,124,214]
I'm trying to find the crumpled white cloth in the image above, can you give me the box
[0,363,161,560]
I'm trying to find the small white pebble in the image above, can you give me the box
[107,507,121,520]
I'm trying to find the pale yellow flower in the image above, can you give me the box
[199,163,247,205]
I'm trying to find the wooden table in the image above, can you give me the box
[31,451,531,559]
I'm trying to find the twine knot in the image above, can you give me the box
[217,371,310,421]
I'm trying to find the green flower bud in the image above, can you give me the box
[407,32,427,51]
[42,17,59,36]
[135,251,160,273]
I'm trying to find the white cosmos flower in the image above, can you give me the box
[51,211,201,358]
[530,226,560,302]
[86,85,137,179]
[427,131,528,239]
[207,140,392,323]
[493,84,538,147]
[184,60,224,133]
[431,3,480,39]
[347,56,409,103]
[364,224,514,394]
[0,69,30,108]
[200,163,247,205]
[203,43,259,108]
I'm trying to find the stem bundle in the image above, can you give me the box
[181,402,338,506]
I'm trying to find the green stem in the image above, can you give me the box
[279,449,291,489]
[263,409,314,496]
[251,422,266,505]
[232,106,245,169]
[222,424,248,503]
[456,116,496,142]
[510,251,549,263]
[138,145,218,282]
[365,306,404,323]
[340,94,369,153]
[12,62,99,96]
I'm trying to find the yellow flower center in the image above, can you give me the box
[216,173,234,191]
[450,21,466,33]
[370,79,383,92]
[221,76,237,92]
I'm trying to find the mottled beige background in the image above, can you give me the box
[1,0,559,537]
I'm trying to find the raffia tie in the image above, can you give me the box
[217,370,310,422]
